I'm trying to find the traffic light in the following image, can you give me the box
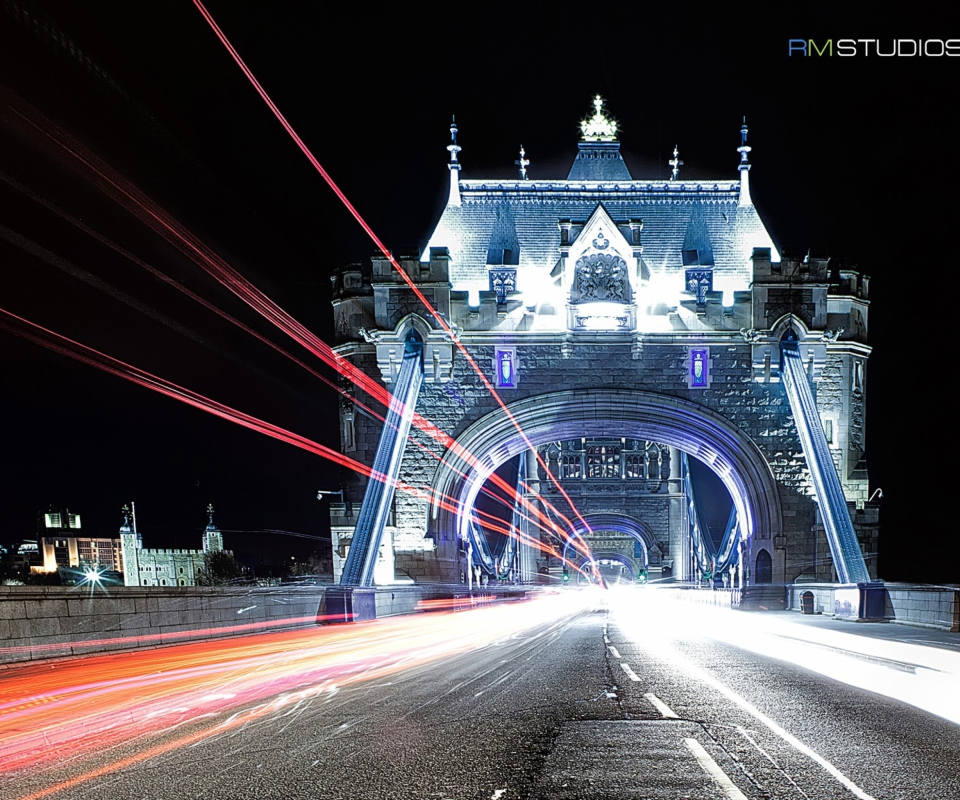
[562,565,569,582]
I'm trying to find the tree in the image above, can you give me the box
[196,550,243,586]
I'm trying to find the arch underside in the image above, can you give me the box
[576,552,638,580]
[432,389,782,547]
[561,513,653,567]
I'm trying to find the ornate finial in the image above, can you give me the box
[121,504,131,525]
[447,115,462,207]
[207,503,215,524]
[447,115,461,166]
[580,95,618,142]
[738,117,751,167]
[669,145,683,181]
[737,116,753,206]
[515,145,530,180]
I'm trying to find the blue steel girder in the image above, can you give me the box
[780,345,870,584]
[340,333,424,586]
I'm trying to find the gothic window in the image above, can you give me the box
[586,445,620,478]
[561,454,582,479]
[625,452,645,479]
[489,268,518,304]
[684,268,713,305]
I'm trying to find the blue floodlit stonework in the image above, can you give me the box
[329,99,878,587]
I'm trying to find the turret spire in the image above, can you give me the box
[447,116,462,207]
[738,117,752,206]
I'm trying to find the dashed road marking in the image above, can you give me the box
[685,737,749,800]
[607,645,621,659]
[644,692,679,719]
[620,663,641,682]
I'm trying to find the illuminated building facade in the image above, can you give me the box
[119,504,224,587]
[37,509,124,574]
[330,98,878,587]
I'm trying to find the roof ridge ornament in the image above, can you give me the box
[738,117,752,207]
[669,145,683,181]
[580,95,618,142]
[515,145,530,180]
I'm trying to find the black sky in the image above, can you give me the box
[1,2,957,581]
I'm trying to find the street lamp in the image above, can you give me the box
[317,489,351,517]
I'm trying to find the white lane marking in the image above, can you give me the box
[491,790,506,800]
[737,726,812,799]
[684,738,749,800]
[621,663,641,682]
[616,608,879,800]
[608,645,621,659]
[644,692,679,719]
[695,669,876,798]
[603,635,611,644]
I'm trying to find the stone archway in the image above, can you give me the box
[575,552,637,583]
[430,389,782,548]
[561,513,656,568]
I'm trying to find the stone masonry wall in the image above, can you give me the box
[339,333,879,584]
[402,338,817,573]
[0,585,326,665]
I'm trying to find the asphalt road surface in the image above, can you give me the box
[5,589,959,800]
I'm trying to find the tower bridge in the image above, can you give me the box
[329,98,878,591]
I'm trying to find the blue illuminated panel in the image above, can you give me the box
[495,347,517,388]
[690,348,708,388]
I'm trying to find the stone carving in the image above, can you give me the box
[489,268,517,304]
[358,327,383,344]
[739,328,762,343]
[573,252,629,302]
[820,327,844,343]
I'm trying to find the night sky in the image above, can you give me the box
[1,3,957,581]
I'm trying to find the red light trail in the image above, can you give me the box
[1,92,587,556]
[0,594,593,799]
[191,0,599,554]
[0,307,582,566]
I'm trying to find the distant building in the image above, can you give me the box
[8,540,42,577]
[37,508,124,573]
[120,503,224,587]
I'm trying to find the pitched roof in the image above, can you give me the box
[425,178,779,297]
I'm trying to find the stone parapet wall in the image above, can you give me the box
[0,585,326,665]
[885,585,960,631]
[786,583,960,631]
[0,585,540,665]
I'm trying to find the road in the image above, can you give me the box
[2,589,959,800]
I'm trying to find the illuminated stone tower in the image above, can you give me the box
[330,98,877,588]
